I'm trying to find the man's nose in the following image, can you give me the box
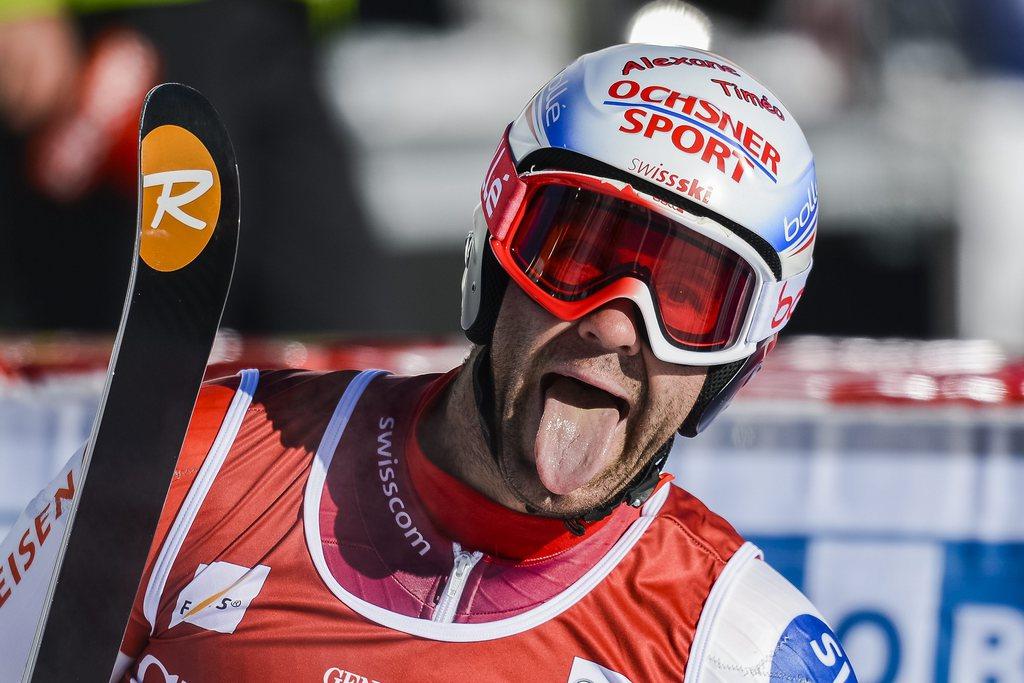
[577,299,643,356]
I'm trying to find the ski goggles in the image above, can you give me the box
[479,135,811,366]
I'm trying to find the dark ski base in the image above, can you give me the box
[27,84,239,681]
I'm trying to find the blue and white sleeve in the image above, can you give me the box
[686,542,857,682]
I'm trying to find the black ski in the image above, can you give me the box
[24,83,239,681]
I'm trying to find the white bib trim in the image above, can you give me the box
[303,369,671,642]
[142,369,259,633]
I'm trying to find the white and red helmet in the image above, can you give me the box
[462,43,818,435]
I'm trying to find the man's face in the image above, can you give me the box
[489,284,707,517]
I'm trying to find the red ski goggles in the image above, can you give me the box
[505,180,754,349]
[479,137,810,365]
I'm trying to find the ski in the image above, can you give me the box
[23,83,239,681]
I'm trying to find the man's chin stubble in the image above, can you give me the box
[494,444,639,518]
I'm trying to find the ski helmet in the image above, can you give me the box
[461,43,817,436]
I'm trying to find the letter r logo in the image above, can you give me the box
[139,124,222,272]
[143,169,215,230]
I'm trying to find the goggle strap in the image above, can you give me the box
[747,262,812,343]
[480,125,528,241]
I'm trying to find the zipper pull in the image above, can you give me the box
[432,542,483,623]
[443,548,475,600]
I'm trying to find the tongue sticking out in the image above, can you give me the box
[534,375,623,496]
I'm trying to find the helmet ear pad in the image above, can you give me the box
[678,335,777,437]
[464,238,509,346]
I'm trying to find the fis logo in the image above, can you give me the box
[170,561,270,634]
[139,124,222,272]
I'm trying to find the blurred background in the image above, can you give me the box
[1,0,1023,680]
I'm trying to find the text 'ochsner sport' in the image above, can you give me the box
[605,79,782,184]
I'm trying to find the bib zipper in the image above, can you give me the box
[432,542,483,623]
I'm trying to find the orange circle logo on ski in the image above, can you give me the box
[139,125,221,272]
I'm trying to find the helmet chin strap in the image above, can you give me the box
[470,344,674,535]
[562,436,674,535]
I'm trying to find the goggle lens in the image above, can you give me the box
[509,184,755,350]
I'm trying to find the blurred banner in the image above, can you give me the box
[673,400,1024,682]
[0,335,1022,682]
[670,337,1024,682]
